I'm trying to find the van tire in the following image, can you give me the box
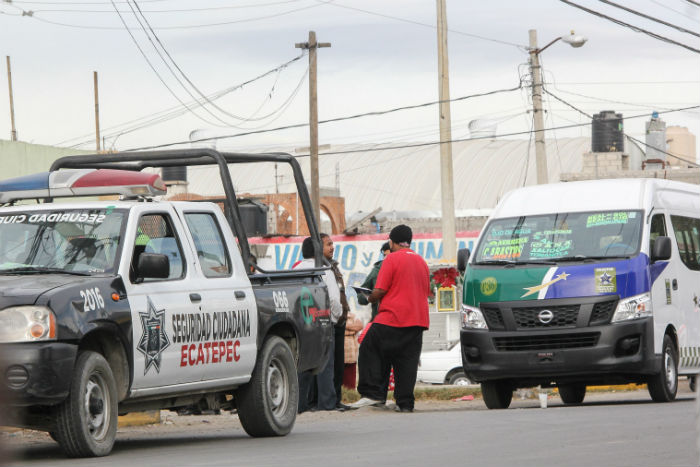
[54,351,118,458]
[558,383,586,404]
[648,334,678,402]
[237,336,298,437]
[481,381,512,409]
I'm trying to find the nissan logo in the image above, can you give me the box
[538,309,554,324]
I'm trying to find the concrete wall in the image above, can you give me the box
[0,139,89,178]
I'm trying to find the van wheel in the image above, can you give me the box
[648,334,678,402]
[481,381,512,409]
[558,384,586,404]
[54,351,118,458]
[237,336,298,437]
[447,371,471,386]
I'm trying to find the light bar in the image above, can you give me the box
[0,169,167,204]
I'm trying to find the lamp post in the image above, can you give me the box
[529,30,587,184]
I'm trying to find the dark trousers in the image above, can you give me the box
[333,324,345,404]
[298,329,336,412]
[357,323,423,410]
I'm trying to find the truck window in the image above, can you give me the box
[649,213,667,253]
[670,215,700,271]
[184,212,231,278]
[0,209,125,274]
[131,214,185,281]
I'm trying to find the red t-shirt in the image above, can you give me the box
[373,248,430,328]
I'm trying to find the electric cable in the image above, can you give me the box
[597,0,700,38]
[559,0,700,54]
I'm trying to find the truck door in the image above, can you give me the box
[179,208,257,384]
[123,208,205,389]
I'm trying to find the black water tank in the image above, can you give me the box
[592,111,624,152]
[161,166,187,182]
[238,199,268,237]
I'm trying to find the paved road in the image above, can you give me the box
[3,388,698,467]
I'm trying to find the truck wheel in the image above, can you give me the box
[558,384,586,404]
[648,334,678,402]
[481,381,512,409]
[54,351,118,458]
[447,371,471,386]
[237,336,298,437]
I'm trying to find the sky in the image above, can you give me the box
[1,0,699,164]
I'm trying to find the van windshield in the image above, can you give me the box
[0,209,126,274]
[474,210,643,264]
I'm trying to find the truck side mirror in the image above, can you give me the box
[457,248,471,274]
[651,236,671,262]
[137,253,170,280]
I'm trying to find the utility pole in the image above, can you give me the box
[295,31,330,226]
[436,0,457,263]
[94,71,101,152]
[6,56,17,141]
[529,29,548,185]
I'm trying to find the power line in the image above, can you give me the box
[684,0,700,7]
[107,0,225,127]
[544,88,700,167]
[124,81,525,151]
[27,1,305,14]
[54,53,307,147]
[596,0,700,38]
[316,0,527,50]
[649,0,700,24]
[559,0,700,54]
[7,1,327,30]
[128,103,700,153]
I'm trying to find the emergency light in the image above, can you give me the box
[0,169,167,204]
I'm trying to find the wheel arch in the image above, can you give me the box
[664,324,678,353]
[79,324,131,402]
[445,367,465,383]
[264,322,299,365]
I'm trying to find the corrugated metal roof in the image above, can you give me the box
[183,137,591,214]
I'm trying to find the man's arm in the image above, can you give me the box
[368,288,387,303]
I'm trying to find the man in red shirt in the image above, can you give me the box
[352,224,430,412]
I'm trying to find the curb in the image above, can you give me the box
[118,411,160,427]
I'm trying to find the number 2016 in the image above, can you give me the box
[80,288,105,312]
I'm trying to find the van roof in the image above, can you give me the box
[493,178,700,218]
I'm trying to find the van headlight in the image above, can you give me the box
[461,304,489,330]
[0,306,57,343]
[611,293,652,323]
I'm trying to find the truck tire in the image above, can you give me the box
[648,334,678,402]
[54,351,118,458]
[237,336,298,437]
[558,383,586,404]
[481,381,512,409]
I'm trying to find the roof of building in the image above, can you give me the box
[183,136,593,215]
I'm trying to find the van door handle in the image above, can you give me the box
[672,279,678,290]
[235,290,246,300]
[189,293,202,302]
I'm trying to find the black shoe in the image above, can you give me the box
[394,406,413,413]
[336,403,354,412]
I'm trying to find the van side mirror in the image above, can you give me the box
[651,236,671,262]
[137,253,170,280]
[457,248,471,274]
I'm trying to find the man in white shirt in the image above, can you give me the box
[294,236,343,412]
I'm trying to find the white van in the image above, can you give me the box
[458,178,700,409]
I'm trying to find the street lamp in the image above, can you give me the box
[529,30,587,184]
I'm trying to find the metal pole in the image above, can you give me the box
[296,32,330,227]
[94,71,101,152]
[436,0,457,262]
[529,29,548,185]
[6,56,17,141]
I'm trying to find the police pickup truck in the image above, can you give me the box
[0,150,332,457]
